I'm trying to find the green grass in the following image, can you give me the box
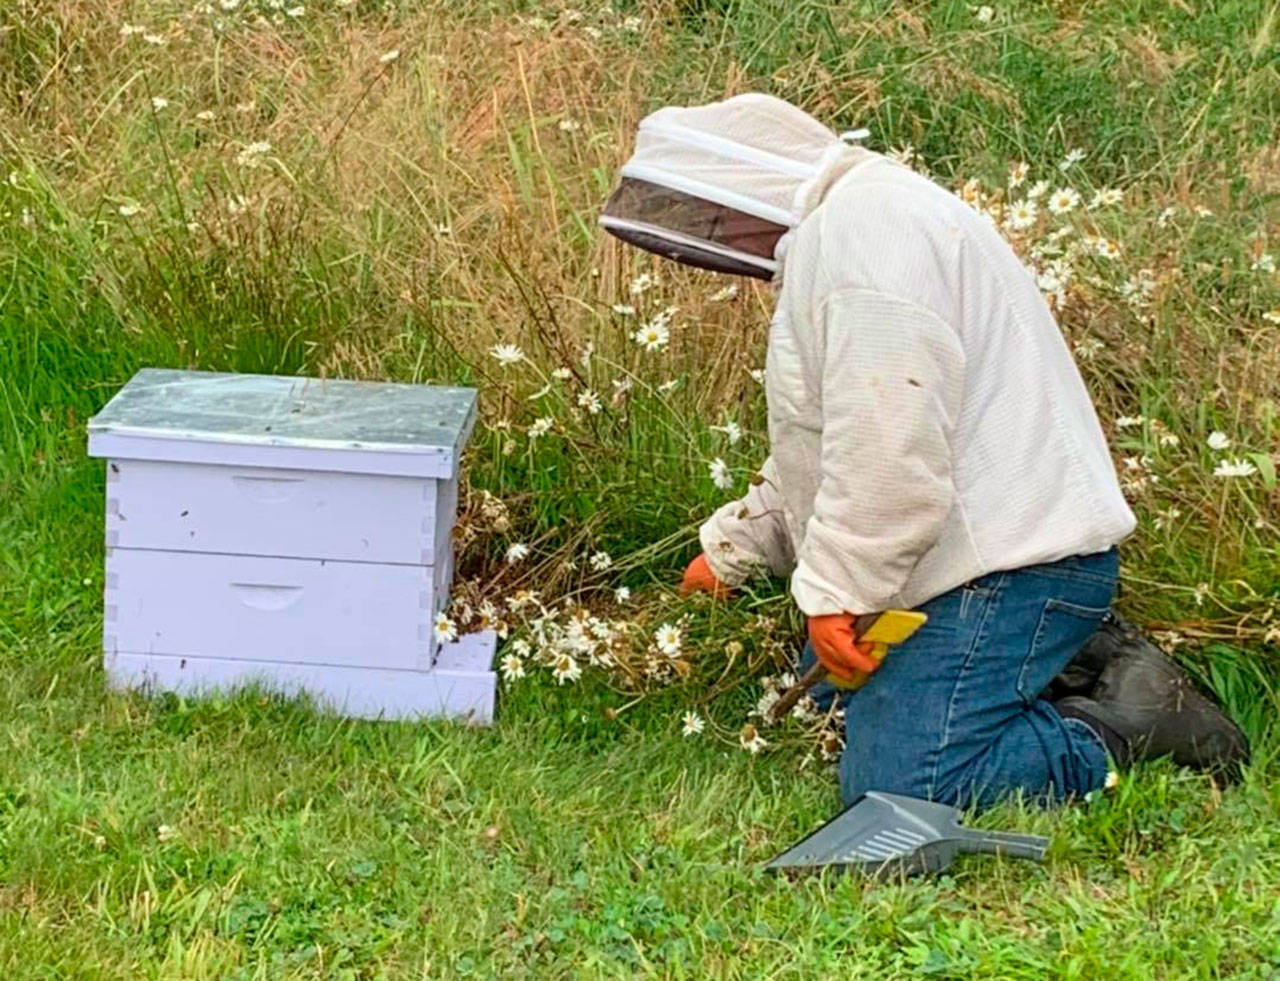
[2,0,1279,976]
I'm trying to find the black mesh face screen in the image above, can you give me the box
[601,177,786,278]
[601,224,774,280]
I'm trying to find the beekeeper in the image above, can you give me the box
[600,94,1248,807]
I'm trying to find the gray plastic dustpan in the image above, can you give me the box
[765,791,1048,879]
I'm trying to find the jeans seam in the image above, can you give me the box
[1043,597,1113,618]
[1018,602,1053,705]
[931,573,1005,796]
[1062,716,1111,783]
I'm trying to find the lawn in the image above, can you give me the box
[2,0,1279,977]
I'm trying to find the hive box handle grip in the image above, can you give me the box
[232,473,304,505]
[230,582,303,611]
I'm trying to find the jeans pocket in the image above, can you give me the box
[1017,598,1112,704]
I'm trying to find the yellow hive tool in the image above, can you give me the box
[770,609,927,721]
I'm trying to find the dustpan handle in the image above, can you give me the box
[966,831,1048,862]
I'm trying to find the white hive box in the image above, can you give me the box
[87,368,496,722]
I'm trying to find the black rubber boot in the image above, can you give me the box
[1054,633,1251,783]
[1044,611,1135,701]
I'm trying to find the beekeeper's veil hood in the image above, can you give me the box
[601,93,865,280]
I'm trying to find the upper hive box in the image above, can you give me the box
[87,368,496,722]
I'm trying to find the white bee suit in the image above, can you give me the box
[602,94,1135,616]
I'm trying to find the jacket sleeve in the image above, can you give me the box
[790,288,966,617]
[699,456,796,585]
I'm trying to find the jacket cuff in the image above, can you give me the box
[698,520,762,587]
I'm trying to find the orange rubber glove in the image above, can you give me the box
[808,614,883,685]
[680,553,733,599]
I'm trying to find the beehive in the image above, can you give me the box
[87,369,496,722]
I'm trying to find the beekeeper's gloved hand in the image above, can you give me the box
[680,554,733,599]
[808,615,881,684]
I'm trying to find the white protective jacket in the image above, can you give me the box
[604,96,1136,616]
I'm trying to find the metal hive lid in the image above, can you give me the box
[88,369,477,479]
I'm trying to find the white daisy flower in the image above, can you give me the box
[739,724,767,754]
[1213,458,1257,478]
[1095,238,1121,260]
[681,711,705,737]
[820,731,844,761]
[150,96,169,111]
[557,118,581,133]
[1252,253,1276,273]
[714,420,743,445]
[631,320,670,352]
[614,586,631,603]
[1007,161,1029,187]
[505,542,530,564]
[754,689,781,719]
[654,623,682,655]
[1004,199,1037,231]
[527,417,553,438]
[974,5,995,22]
[588,551,612,572]
[490,343,524,367]
[709,457,733,490]
[1073,336,1104,360]
[551,652,582,684]
[235,141,271,168]
[786,695,817,722]
[1048,187,1080,214]
[1036,269,1064,295]
[551,367,572,381]
[433,612,458,644]
[1206,431,1231,451]
[611,303,636,316]
[709,283,739,302]
[500,653,525,681]
[577,390,602,414]
[1026,179,1050,199]
[1090,187,1123,208]
[1115,415,1144,429]
[1059,148,1086,171]
[629,272,654,295]
[748,367,766,384]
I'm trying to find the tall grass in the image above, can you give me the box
[3,0,1276,640]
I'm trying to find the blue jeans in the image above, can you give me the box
[804,550,1119,809]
